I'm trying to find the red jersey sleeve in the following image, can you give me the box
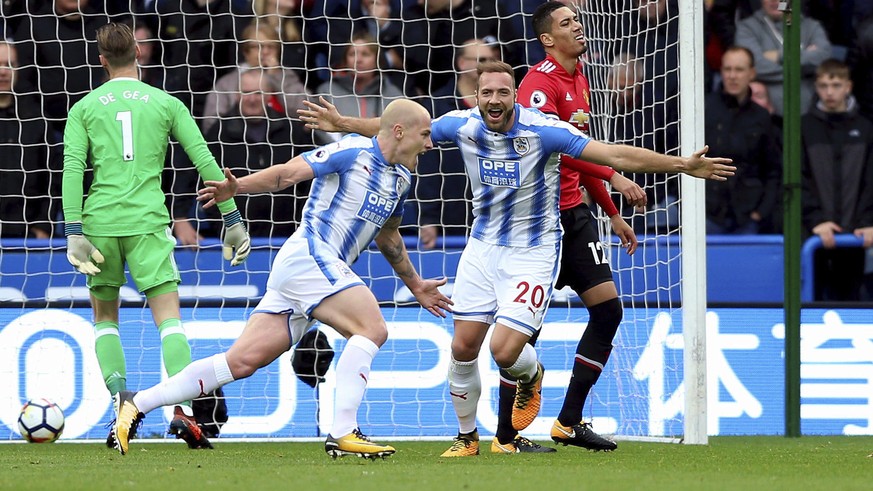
[579,172,619,217]
[560,154,615,181]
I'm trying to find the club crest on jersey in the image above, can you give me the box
[529,90,547,108]
[478,157,521,188]
[357,190,395,227]
[513,137,530,156]
[396,177,406,197]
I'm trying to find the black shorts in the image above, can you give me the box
[556,204,614,293]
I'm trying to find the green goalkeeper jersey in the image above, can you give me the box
[62,77,236,236]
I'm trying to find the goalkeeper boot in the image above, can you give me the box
[169,406,214,450]
[113,391,144,456]
[440,429,480,457]
[490,435,557,454]
[550,420,617,451]
[324,428,395,459]
[511,361,544,431]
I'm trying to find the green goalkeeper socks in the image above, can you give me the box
[158,318,193,407]
[94,321,126,395]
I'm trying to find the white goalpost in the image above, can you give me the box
[0,0,706,444]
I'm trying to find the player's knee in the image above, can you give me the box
[144,281,177,299]
[491,350,516,369]
[450,337,480,362]
[361,324,388,347]
[346,318,388,347]
[91,285,119,302]
[584,297,623,346]
[226,351,264,380]
[490,341,525,368]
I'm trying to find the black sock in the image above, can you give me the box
[557,298,622,427]
[495,369,517,444]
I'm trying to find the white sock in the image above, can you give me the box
[331,335,379,438]
[505,343,538,383]
[448,357,480,435]
[134,353,234,415]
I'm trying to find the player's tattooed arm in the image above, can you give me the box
[376,217,415,280]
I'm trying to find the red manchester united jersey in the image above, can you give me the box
[517,55,617,215]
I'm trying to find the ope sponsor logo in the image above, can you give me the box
[478,158,521,188]
[357,191,395,227]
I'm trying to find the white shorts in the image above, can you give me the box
[254,236,365,345]
[451,237,561,336]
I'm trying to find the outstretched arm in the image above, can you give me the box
[375,217,453,318]
[298,96,382,137]
[197,156,316,208]
[579,141,735,181]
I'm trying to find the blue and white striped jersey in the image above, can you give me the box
[297,134,412,265]
[431,104,591,247]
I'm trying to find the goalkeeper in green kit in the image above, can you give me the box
[62,22,250,451]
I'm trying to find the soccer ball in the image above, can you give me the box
[18,399,65,443]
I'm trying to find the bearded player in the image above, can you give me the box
[492,1,648,453]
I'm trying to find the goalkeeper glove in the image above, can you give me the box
[65,222,105,275]
[221,210,251,266]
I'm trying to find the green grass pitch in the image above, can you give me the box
[2,437,872,491]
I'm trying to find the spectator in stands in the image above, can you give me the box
[749,78,784,233]
[203,70,314,239]
[415,39,497,249]
[705,46,781,235]
[801,59,873,301]
[395,0,523,96]
[148,0,248,118]
[735,0,831,116]
[202,22,307,134]
[12,0,118,134]
[251,0,312,89]
[0,41,61,239]
[749,80,782,131]
[314,32,404,144]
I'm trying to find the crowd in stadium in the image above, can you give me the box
[1,0,872,300]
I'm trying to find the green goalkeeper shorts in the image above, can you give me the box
[86,228,180,293]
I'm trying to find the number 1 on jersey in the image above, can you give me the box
[116,110,134,161]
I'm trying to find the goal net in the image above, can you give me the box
[0,0,705,443]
